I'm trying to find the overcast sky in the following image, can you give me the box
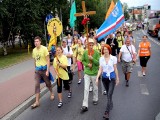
[120,0,160,10]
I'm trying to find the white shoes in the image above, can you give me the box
[78,80,81,84]
[142,72,146,76]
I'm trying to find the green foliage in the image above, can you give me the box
[0,0,126,47]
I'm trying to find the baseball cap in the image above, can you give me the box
[88,38,94,43]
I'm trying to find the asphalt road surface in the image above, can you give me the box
[14,30,160,120]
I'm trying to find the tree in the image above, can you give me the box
[123,2,130,20]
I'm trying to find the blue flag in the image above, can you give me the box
[96,0,124,41]
[70,1,77,28]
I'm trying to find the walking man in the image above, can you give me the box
[118,38,136,87]
[81,38,100,113]
[32,36,54,109]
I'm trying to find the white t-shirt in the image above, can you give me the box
[120,44,136,62]
[99,55,117,74]
[67,38,72,47]
[62,46,73,66]
[80,36,86,45]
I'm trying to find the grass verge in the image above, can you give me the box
[0,47,32,69]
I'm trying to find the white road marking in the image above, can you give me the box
[138,71,143,77]
[140,84,149,95]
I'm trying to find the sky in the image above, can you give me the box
[120,0,160,10]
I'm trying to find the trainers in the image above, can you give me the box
[103,90,107,95]
[103,111,109,118]
[58,102,63,108]
[78,80,81,84]
[81,106,88,113]
[68,92,72,98]
[142,72,146,76]
[93,101,98,105]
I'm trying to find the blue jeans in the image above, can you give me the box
[102,77,116,112]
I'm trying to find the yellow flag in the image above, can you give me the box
[105,0,115,19]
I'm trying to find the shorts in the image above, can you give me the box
[139,56,150,67]
[121,60,134,73]
[77,60,84,71]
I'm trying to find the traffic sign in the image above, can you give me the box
[45,14,53,23]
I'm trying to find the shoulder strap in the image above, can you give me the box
[56,57,68,72]
[126,45,133,60]
[67,46,70,52]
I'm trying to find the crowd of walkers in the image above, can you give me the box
[31,28,151,119]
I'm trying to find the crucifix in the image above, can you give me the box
[74,1,96,69]
[74,1,96,44]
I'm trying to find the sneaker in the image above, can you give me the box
[58,102,63,108]
[89,86,93,92]
[81,106,88,113]
[103,111,109,118]
[68,92,72,98]
[142,72,146,76]
[93,101,98,105]
[78,80,81,84]
[103,90,107,95]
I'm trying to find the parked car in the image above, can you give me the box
[147,18,160,37]
[158,30,160,40]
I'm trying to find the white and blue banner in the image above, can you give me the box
[96,0,125,41]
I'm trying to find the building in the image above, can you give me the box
[128,4,151,21]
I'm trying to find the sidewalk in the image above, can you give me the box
[0,59,55,118]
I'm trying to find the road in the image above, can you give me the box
[7,30,160,120]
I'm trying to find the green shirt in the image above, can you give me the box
[82,50,100,76]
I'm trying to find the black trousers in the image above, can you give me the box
[102,77,116,112]
[57,78,70,93]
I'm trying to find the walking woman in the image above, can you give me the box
[71,36,78,73]
[96,44,119,119]
[76,39,84,84]
[138,35,151,76]
[53,47,72,108]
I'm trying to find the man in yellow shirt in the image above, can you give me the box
[116,31,124,54]
[32,36,54,109]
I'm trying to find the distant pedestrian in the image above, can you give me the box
[106,34,118,56]
[118,38,136,87]
[76,39,84,84]
[71,36,78,73]
[53,46,72,108]
[138,35,151,76]
[96,44,119,119]
[62,39,73,83]
[116,31,124,54]
[31,36,54,109]
[80,38,100,113]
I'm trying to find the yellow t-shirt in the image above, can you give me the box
[93,43,101,52]
[32,45,49,67]
[117,36,124,48]
[71,44,78,57]
[76,46,84,61]
[53,55,69,80]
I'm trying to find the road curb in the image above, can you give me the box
[1,82,56,120]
